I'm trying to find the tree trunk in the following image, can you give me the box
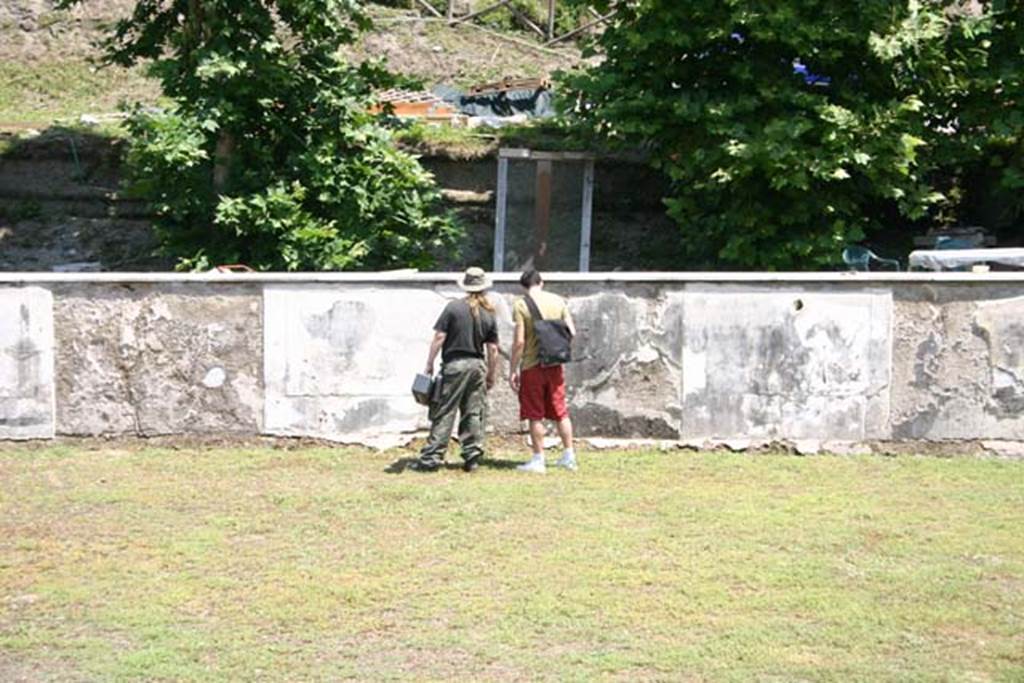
[213,133,235,195]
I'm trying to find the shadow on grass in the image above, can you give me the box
[385,457,525,474]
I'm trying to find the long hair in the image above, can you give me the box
[466,291,495,318]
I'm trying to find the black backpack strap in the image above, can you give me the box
[523,294,545,321]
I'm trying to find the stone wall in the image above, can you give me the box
[2,273,1023,446]
[52,282,262,437]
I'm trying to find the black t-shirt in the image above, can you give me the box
[434,299,498,363]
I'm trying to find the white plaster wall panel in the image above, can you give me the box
[264,284,454,440]
[0,287,55,439]
[680,287,892,440]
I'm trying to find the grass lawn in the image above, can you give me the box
[0,60,159,128]
[1,444,1022,681]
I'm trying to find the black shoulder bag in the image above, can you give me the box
[523,295,572,366]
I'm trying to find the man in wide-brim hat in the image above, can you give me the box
[412,267,499,472]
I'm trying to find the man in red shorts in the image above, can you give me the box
[508,269,577,473]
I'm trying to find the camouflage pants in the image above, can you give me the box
[418,357,488,466]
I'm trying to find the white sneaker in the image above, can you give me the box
[555,455,578,471]
[517,457,546,474]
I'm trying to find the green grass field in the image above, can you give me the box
[0,60,159,128]
[1,444,1022,681]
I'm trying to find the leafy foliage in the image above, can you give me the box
[562,0,1024,269]
[929,1,1024,232]
[58,0,458,271]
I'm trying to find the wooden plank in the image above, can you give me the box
[469,77,549,95]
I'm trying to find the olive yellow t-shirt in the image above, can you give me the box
[513,290,573,370]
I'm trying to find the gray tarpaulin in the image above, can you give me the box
[909,248,1024,271]
[433,85,555,118]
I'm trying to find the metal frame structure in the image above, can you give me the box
[493,148,595,273]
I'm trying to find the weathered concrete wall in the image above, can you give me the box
[52,283,262,436]
[1,273,1023,445]
[890,284,1024,440]
[1,142,682,272]
[545,284,683,438]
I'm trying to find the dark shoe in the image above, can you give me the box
[462,455,481,472]
[409,460,440,472]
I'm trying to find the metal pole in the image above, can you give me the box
[493,157,509,272]
[579,159,594,272]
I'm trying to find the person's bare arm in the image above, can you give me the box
[564,306,576,337]
[509,318,525,391]
[485,342,499,390]
[424,330,446,375]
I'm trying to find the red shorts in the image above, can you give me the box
[519,365,568,421]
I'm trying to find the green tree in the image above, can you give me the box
[562,0,1022,269]
[59,0,458,271]
[927,1,1024,234]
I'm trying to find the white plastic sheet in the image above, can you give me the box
[908,248,1024,271]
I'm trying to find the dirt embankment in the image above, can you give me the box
[0,0,138,59]
[1,2,582,130]
[346,11,583,88]
[0,132,165,271]
[0,1,159,129]
[0,131,678,273]
[0,3,620,272]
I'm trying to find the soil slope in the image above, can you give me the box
[0,1,582,128]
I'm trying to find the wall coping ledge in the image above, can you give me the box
[1,270,1024,285]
